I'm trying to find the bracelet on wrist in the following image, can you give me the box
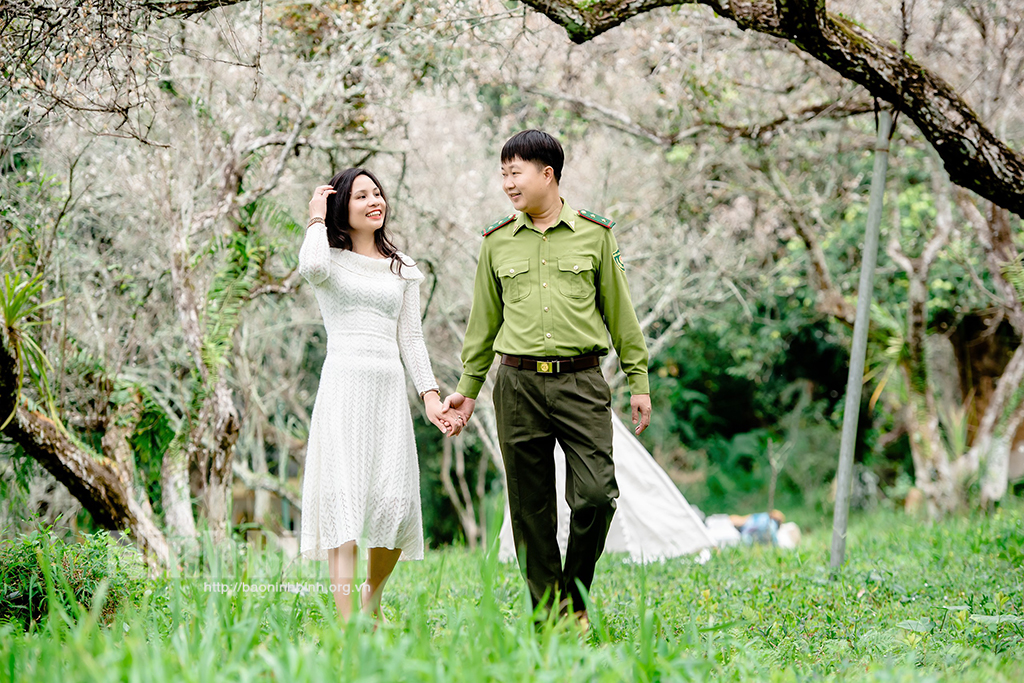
[419,388,440,400]
[307,216,325,228]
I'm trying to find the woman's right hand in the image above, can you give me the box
[309,184,336,220]
[424,392,456,435]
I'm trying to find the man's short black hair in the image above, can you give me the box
[501,129,564,183]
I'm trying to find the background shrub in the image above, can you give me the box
[0,527,148,629]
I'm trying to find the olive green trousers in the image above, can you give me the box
[494,363,618,614]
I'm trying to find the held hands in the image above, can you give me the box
[309,184,336,220]
[631,394,652,435]
[424,391,459,436]
[440,392,475,438]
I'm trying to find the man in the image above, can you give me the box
[443,129,651,625]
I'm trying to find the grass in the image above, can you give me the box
[1,504,1022,682]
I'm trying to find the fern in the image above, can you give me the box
[863,301,908,412]
[1000,254,1024,305]
[200,228,268,389]
[938,399,972,460]
[0,272,64,430]
[127,384,176,516]
[242,195,303,237]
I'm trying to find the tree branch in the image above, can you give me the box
[0,335,169,567]
[767,160,856,324]
[232,460,301,511]
[518,0,1024,219]
[528,85,870,147]
[524,87,688,148]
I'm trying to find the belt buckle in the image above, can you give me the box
[537,361,553,374]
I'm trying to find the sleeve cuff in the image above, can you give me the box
[455,375,484,400]
[627,373,650,395]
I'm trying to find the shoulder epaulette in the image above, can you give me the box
[577,209,615,229]
[482,213,517,237]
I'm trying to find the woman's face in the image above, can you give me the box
[347,174,386,233]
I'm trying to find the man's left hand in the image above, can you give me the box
[441,392,476,437]
[631,394,652,435]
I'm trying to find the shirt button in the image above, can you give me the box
[546,333,552,338]
[573,265,579,271]
[509,269,515,274]
[543,236,547,241]
[541,259,546,265]
[542,282,548,288]
[544,306,549,312]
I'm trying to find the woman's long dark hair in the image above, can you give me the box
[325,168,407,277]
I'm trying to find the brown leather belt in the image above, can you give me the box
[500,353,600,374]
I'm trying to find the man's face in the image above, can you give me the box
[501,157,550,213]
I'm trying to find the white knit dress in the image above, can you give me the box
[297,223,436,562]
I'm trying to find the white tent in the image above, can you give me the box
[498,411,715,563]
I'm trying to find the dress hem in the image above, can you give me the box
[299,538,424,563]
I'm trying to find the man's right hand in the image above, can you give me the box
[441,393,476,437]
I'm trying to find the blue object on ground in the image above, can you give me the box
[739,512,779,545]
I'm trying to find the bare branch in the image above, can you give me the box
[767,160,856,323]
[518,0,1024,219]
[232,460,301,511]
[525,87,687,148]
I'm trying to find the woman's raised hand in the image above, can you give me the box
[309,185,336,220]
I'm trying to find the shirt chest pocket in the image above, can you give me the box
[497,259,531,303]
[557,257,595,299]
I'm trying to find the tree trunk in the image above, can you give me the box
[183,375,240,545]
[896,274,959,516]
[169,218,241,545]
[948,194,1024,503]
[206,377,240,540]
[900,373,957,516]
[252,421,270,525]
[161,440,198,545]
[882,150,959,515]
[959,339,1024,505]
[0,337,170,568]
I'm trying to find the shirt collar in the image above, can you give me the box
[512,198,577,235]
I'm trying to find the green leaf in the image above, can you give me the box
[896,618,934,633]
[0,271,64,430]
[970,614,1022,626]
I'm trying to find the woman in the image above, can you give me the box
[298,168,458,623]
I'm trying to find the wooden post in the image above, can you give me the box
[831,108,893,570]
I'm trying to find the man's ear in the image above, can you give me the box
[543,165,555,184]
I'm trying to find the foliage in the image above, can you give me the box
[0,526,149,630]
[413,412,503,547]
[126,386,177,519]
[3,0,1023,547]
[200,228,269,388]
[1001,255,1024,306]
[0,271,63,429]
[0,505,1022,680]
[634,127,1016,514]
[644,319,851,514]
[414,412,466,545]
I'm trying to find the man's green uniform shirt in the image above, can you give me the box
[455,199,650,399]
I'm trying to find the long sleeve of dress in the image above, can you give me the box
[298,223,331,286]
[396,263,438,396]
